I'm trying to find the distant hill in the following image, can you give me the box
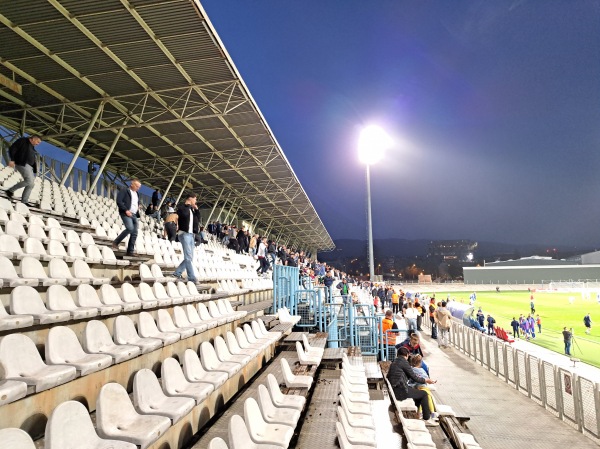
[318,239,592,261]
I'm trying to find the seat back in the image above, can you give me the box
[100,245,117,261]
[48,227,66,243]
[266,373,285,404]
[47,284,77,311]
[214,336,233,361]
[138,312,161,337]
[46,326,87,363]
[251,321,264,338]
[28,223,47,240]
[6,221,27,239]
[199,342,219,371]
[207,437,229,449]
[157,309,177,332]
[335,421,353,449]
[138,282,157,301]
[121,283,141,303]
[153,282,169,300]
[243,324,258,344]
[48,258,74,280]
[0,235,23,255]
[182,348,208,381]
[166,282,181,299]
[150,264,164,279]
[80,232,95,247]
[86,244,102,260]
[0,333,47,377]
[73,259,93,279]
[243,398,267,439]
[67,242,86,259]
[96,383,138,432]
[139,263,153,280]
[0,255,19,278]
[185,304,202,324]
[76,284,102,307]
[197,303,212,320]
[187,282,200,295]
[226,331,243,354]
[114,315,140,344]
[217,300,229,315]
[235,327,251,349]
[133,369,167,413]
[173,306,192,327]
[0,428,36,449]
[229,415,257,449]
[83,320,115,352]
[177,282,191,297]
[280,358,295,386]
[208,301,222,318]
[10,285,48,314]
[161,357,188,394]
[65,230,81,244]
[23,237,48,258]
[99,284,123,305]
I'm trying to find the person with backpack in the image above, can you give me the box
[486,314,496,335]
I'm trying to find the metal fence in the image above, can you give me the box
[446,321,600,441]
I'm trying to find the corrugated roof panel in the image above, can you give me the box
[44,77,99,102]
[223,111,261,127]
[0,26,42,60]
[0,1,64,25]
[11,56,76,83]
[162,32,222,62]
[133,65,189,91]
[78,11,149,46]
[22,19,94,53]
[177,141,212,154]
[109,40,173,69]
[241,134,274,147]
[180,58,235,85]
[60,0,123,17]
[137,1,205,37]
[59,48,123,77]
[87,71,145,96]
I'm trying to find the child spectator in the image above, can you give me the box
[408,354,437,420]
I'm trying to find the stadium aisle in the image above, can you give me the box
[420,335,597,449]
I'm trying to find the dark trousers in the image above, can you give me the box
[392,303,399,313]
[395,387,432,420]
[430,317,437,339]
[417,315,423,330]
[257,257,269,274]
[164,222,177,241]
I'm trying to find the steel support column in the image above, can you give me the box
[174,174,192,205]
[88,118,127,195]
[157,158,184,210]
[205,186,225,224]
[60,102,104,185]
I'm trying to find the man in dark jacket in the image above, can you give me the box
[172,193,200,283]
[113,179,141,256]
[387,347,438,425]
[6,135,42,204]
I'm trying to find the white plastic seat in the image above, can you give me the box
[173,306,208,333]
[114,315,163,354]
[187,281,210,300]
[338,413,377,447]
[178,281,202,301]
[65,229,82,245]
[74,259,110,285]
[138,311,181,345]
[265,373,305,410]
[280,358,312,388]
[257,383,301,426]
[277,307,301,325]
[0,234,27,259]
[48,258,83,285]
[226,330,258,358]
[186,304,216,329]
[218,299,246,320]
[296,341,321,366]
[133,368,195,424]
[339,394,371,415]
[85,244,104,264]
[338,404,375,430]
[23,237,55,261]
[161,357,214,404]
[76,284,121,315]
[342,369,368,386]
[208,437,229,449]
[67,242,91,262]
[10,285,71,324]
[244,397,294,447]
[6,221,27,241]
[0,302,33,331]
[340,380,370,402]
[214,335,251,366]
[46,400,137,449]
[47,239,76,262]
[139,282,171,307]
[96,383,172,449]
[46,326,113,376]
[27,223,49,243]
[199,341,241,376]
[335,422,376,449]
[229,414,285,449]
[157,309,196,338]
[101,246,130,266]
[151,264,169,282]
[197,303,223,326]
[122,282,157,309]
[0,376,28,407]
[258,319,281,340]
[244,323,270,347]
[182,349,228,388]
[48,227,66,243]
[47,284,99,319]
[208,301,235,323]
[0,333,77,393]
[0,255,38,287]
[80,232,96,248]
[0,428,36,449]
[253,320,279,342]
[301,334,324,356]
[235,327,264,352]
[170,282,195,302]
[154,282,184,305]
[83,320,142,364]
[20,256,65,286]
[99,283,141,312]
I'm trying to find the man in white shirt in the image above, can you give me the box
[113,179,141,256]
[171,194,200,282]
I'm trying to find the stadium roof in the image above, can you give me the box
[0,0,334,251]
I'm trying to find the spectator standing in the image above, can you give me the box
[5,135,42,205]
[584,313,592,334]
[163,210,178,241]
[428,299,437,339]
[387,347,438,427]
[256,237,268,275]
[248,234,257,257]
[268,240,277,268]
[404,302,418,333]
[476,308,485,328]
[323,270,334,301]
[380,310,398,348]
[113,179,142,256]
[530,296,535,314]
[337,278,351,304]
[511,317,520,339]
[391,290,400,314]
[152,189,160,208]
[536,315,542,334]
[434,301,452,348]
[562,327,573,356]
[486,314,496,335]
[171,194,200,283]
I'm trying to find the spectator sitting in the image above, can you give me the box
[469,312,486,333]
[397,332,429,375]
[408,354,437,419]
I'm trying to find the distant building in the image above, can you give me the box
[428,240,477,262]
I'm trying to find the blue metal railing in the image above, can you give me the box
[273,265,299,312]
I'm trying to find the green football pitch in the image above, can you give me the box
[424,290,600,368]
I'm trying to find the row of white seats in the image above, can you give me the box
[0,281,213,330]
[0,316,274,411]
[295,334,323,366]
[0,321,280,449]
[242,277,275,290]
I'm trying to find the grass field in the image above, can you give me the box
[425,290,600,368]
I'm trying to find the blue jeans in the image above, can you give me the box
[174,231,197,282]
[565,341,571,356]
[115,213,138,254]
[9,164,36,203]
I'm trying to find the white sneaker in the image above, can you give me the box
[430,412,439,420]
[425,419,439,427]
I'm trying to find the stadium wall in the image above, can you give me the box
[463,264,600,284]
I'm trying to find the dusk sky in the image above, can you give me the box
[202,1,600,247]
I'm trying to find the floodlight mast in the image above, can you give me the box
[358,126,391,282]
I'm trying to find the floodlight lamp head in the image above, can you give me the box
[358,125,391,165]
